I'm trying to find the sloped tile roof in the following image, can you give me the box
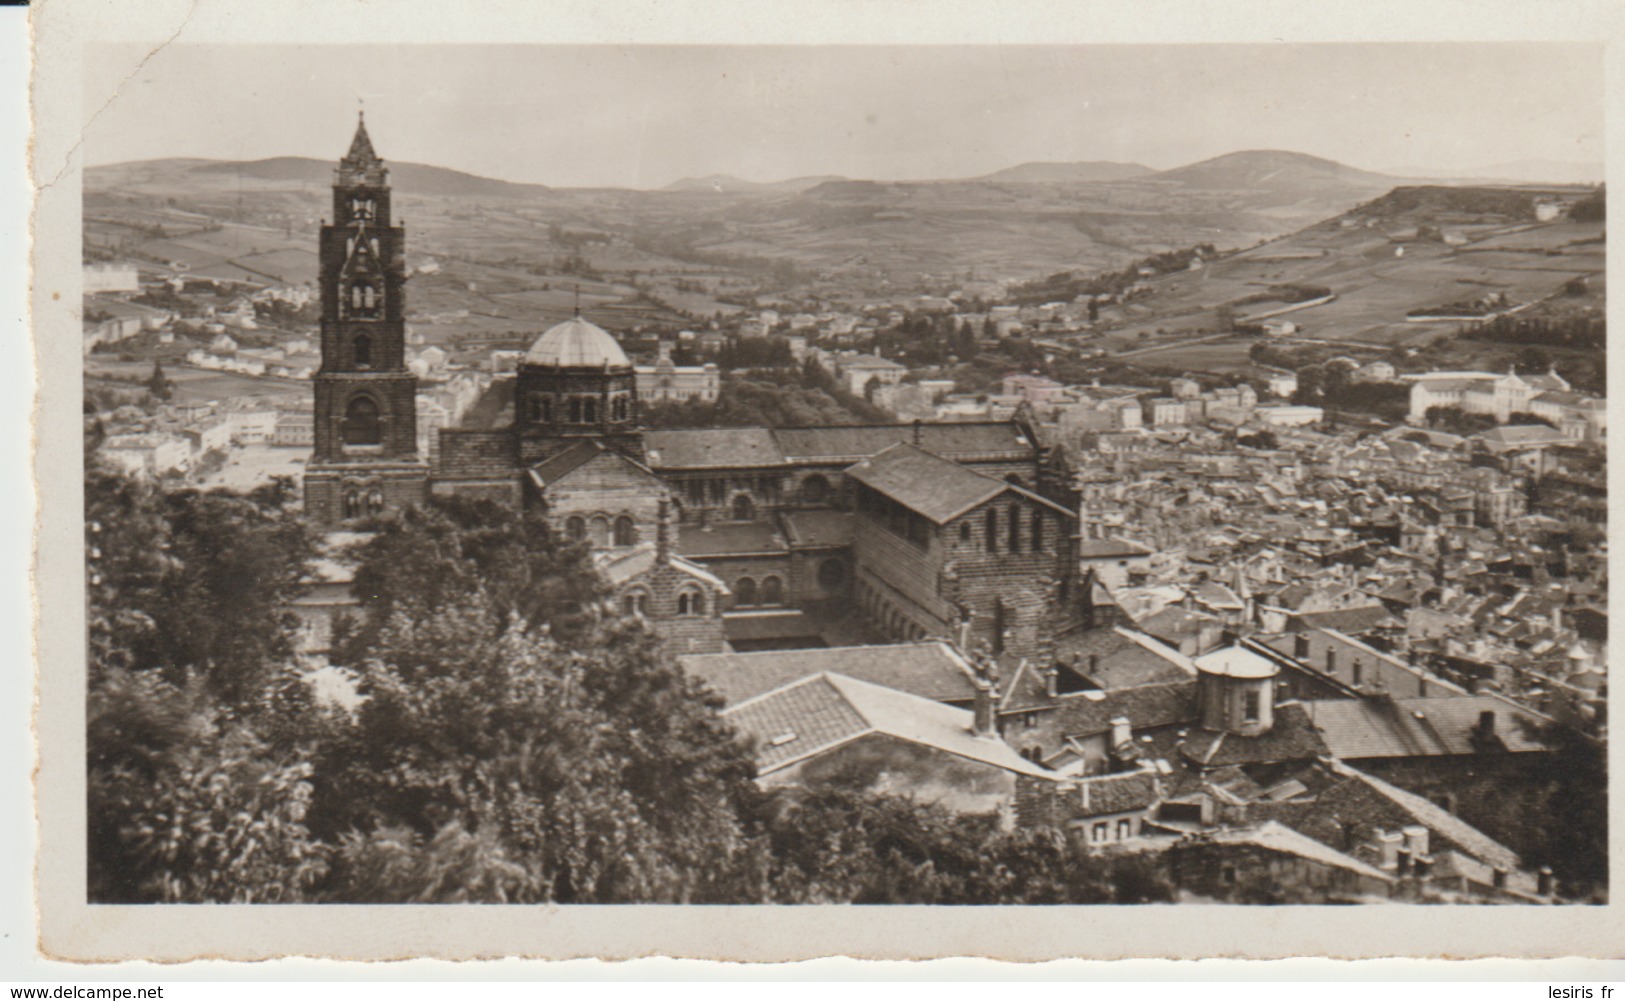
[1289,604,1400,635]
[1305,694,1553,760]
[846,443,1007,524]
[1053,628,1195,690]
[723,672,1053,777]
[434,429,517,480]
[1070,769,1163,817]
[772,422,1034,463]
[1328,759,1522,871]
[781,510,856,549]
[680,641,978,706]
[675,521,789,557]
[1182,703,1330,767]
[1045,680,1198,739]
[644,427,786,469]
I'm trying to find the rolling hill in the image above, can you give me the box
[1150,150,1397,192]
[977,161,1155,184]
[84,147,1448,292]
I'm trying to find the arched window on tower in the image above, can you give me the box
[734,577,758,607]
[565,516,586,541]
[342,396,382,446]
[985,507,999,552]
[677,588,705,617]
[568,398,582,423]
[353,333,372,369]
[528,394,550,423]
[343,491,361,520]
[613,516,637,547]
[583,398,597,423]
[349,280,380,318]
[588,515,611,547]
[1030,510,1044,553]
[732,495,755,521]
[762,576,784,606]
[366,490,385,515]
[1008,504,1022,553]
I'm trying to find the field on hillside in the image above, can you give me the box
[1101,195,1604,359]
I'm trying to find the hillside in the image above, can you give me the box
[1086,183,1604,373]
[1150,150,1396,192]
[978,161,1154,184]
[84,147,1421,299]
[662,174,843,194]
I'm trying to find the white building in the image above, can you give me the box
[83,263,140,294]
[635,341,721,403]
[100,433,191,477]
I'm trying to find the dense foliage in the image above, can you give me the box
[85,473,1177,904]
[644,360,892,428]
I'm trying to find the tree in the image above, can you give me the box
[87,667,329,903]
[86,463,317,708]
[145,360,172,401]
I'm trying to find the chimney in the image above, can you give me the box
[657,338,672,363]
[1043,663,1059,698]
[1396,848,1412,876]
[1401,825,1429,860]
[1376,829,1403,871]
[1537,867,1555,897]
[1491,867,1508,890]
[1477,710,1496,739]
[655,498,674,564]
[972,675,996,738]
[1294,634,1310,660]
[912,418,924,447]
[1109,716,1132,751]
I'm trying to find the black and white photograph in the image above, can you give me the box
[22,0,1621,965]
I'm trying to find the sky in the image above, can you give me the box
[83,44,1604,188]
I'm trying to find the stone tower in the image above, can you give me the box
[303,113,429,525]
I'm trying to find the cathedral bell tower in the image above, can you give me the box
[303,113,429,525]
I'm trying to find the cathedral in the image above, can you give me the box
[305,117,1082,658]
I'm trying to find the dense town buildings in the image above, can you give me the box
[85,117,1607,904]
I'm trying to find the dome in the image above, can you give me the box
[524,317,630,369]
[1193,646,1278,680]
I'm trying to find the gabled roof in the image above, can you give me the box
[528,439,663,492]
[847,443,1004,523]
[1053,628,1196,690]
[1325,759,1521,871]
[596,543,726,592]
[1190,821,1395,884]
[1477,425,1570,451]
[679,641,979,707]
[1305,693,1554,760]
[1044,680,1198,740]
[644,427,786,469]
[723,672,1054,777]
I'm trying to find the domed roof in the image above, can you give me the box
[524,317,630,369]
[1194,646,1278,680]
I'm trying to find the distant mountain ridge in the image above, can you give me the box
[661,173,847,194]
[977,161,1155,183]
[1149,150,1397,190]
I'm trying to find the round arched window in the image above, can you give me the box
[342,396,382,445]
